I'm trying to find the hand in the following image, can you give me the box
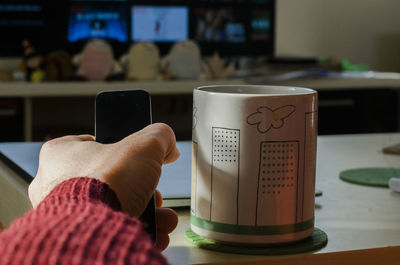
[29,123,180,250]
[155,189,178,250]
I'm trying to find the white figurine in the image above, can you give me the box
[120,42,160,80]
[162,41,203,80]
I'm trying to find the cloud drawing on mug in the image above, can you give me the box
[247,105,296,133]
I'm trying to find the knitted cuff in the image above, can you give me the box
[41,177,122,212]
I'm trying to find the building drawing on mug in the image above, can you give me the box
[256,140,299,226]
[191,141,198,216]
[210,127,240,224]
[191,108,316,225]
[302,111,318,222]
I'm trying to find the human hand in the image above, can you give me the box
[29,123,180,250]
[154,189,178,250]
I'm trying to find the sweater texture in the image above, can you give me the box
[0,177,168,265]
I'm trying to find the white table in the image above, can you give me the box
[1,133,400,264]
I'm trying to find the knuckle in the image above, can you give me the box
[42,139,55,149]
[40,135,71,154]
[40,141,54,155]
[152,123,175,138]
[41,137,61,150]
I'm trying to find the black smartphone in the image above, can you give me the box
[95,89,156,242]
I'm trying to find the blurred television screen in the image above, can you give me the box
[0,0,275,57]
[250,9,271,41]
[193,7,246,43]
[68,6,127,42]
[131,6,189,42]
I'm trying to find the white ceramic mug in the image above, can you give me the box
[190,85,318,244]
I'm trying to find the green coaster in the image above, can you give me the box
[339,168,400,187]
[184,227,328,256]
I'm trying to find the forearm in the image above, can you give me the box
[0,177,167,265]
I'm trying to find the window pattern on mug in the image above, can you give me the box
[212,128,239,164]
[211,127,240,224]
[258,141,299,196]
[256,140,299,225]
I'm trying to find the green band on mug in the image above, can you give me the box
[191,214,314,235]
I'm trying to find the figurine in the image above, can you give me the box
[161,41,203,80]
[120,42,160,80]
[44,50,75,81]
[204,52,236,79]
[22,40,46,82]
[73,39,122,81]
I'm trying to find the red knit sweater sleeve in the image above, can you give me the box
[0,177,168,265]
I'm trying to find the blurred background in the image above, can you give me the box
[0,0,400,142]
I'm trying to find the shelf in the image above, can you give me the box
[2,77,400,98]
[1,77,400,142]
[0,79,246,97]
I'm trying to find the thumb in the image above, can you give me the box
[108,123,179,216]
[125,123,180,165]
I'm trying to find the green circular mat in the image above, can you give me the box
[184,228,328,255]
[339,168,400,187]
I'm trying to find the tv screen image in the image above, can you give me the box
[0,0,275,57]
[252,0,270,3]
[251,9,271,41]
[193,7,246,43]
[70,0,127,2]
[131,6,189,42]
[68,6,128,42]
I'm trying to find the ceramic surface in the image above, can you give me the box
[191,85,318,244]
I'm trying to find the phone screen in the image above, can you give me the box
[95,90,156,242]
